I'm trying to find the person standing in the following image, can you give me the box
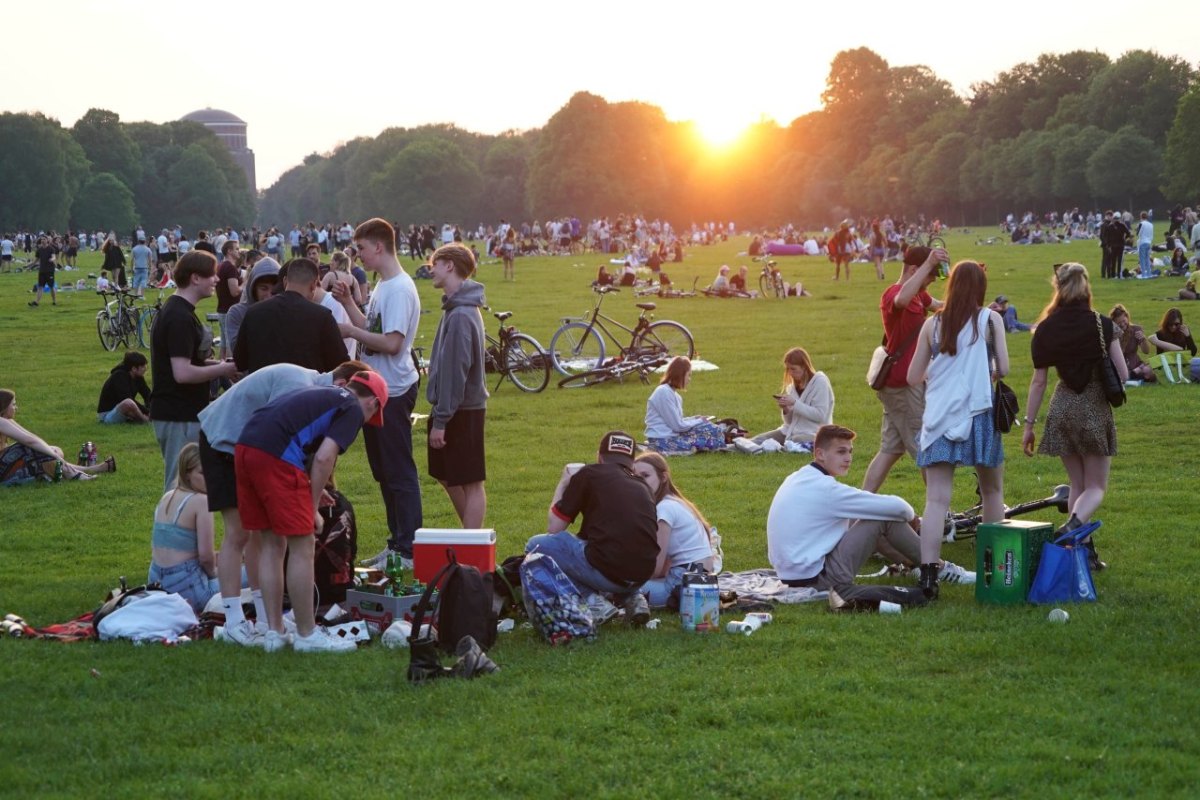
[1022,263,1126,570]
[333,218,422,569]
[101,234,127,289]
[215,241,243,360]
[862,246,945,492]
[425,244,489,528]
[233,258,348,374]
[130,235,154,297]
[149,251,239,492]
[29,236,57,307]
[906,261,1006,599]
[1099,211,1126,280]
[1136,211,1154,278]
[235,374,386,653]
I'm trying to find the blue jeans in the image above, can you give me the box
[364,383,422,557]
[148,558,218,614]
[643,563,687,608]
[153,420,201,493]
[1002,306,1032,332]
[525,531,644,600]
[1138,243,1151,276]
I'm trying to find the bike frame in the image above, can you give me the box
[568,290,650,355]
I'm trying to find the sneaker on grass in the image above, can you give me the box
[938,561,976,585]
[623,592,650,627]
[294,627,357,653]
[223,619,264,648]
[263,630,293,653]
[254,616,297,637]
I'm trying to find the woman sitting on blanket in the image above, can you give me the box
[632,452,721,607]
[148,442,218,613]
[644,357,726,455]
[739,348,834,453]
[0,389,116,486]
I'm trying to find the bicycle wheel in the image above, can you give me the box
[772,274,786,298]
[122,308,140,348]
[758,273,771,297]
[138,307,158,348]
[557,366,615,389]
[634,320,695,362]
[549,321,605,376]
[504,333,550,393]
[928,236,947,251]
[96,311,120,351]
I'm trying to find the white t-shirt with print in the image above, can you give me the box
[361,271,421,396]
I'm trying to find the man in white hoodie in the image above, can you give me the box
[767,424,973,602]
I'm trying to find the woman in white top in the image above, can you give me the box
[907,260,1008,599]
[632,452,718,607]
[748,347,834,450]
[644,357,725,454]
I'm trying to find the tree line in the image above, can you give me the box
[260,48,1199,230]
[0,108,255,235]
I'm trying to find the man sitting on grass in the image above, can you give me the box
[767,424,974,609]
[234,372,386,653]
[526,431,659,626]
[96,351,152,424]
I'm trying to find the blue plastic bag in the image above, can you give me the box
[519,552,596,645]
[1027,521,1100,604]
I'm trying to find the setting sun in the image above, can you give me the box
[693,116,749,149]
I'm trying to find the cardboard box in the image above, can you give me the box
[413,528,497,583]
[975,520,1055,605]
[345,589,431,631]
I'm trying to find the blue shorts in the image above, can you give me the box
[132,269,149,290]
[98,407,129,424]
[148,558,218,614]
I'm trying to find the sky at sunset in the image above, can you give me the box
[5,0,1194,190]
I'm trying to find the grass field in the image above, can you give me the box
[1,230,1198,798]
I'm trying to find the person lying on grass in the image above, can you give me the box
[766,424,974,607]
[1,389,116,485]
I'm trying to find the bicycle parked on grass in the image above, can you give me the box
[759,260,785,298]
[137,291,164,348]
[484,309,550,393]
[548,285,695,376]
[942,481,1070,542]
[905,229,947,252]
[96,289,142,351]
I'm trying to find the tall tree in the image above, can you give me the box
[72,172,137,233]
[1086,125,1162,210]
[0,113,87,231]
[71,108,142,189]
[1083,50,1195,143]
[1161,86,1200,202]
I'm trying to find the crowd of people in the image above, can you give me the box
[6,204,1185,646]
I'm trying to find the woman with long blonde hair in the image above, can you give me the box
[744,347,834,451]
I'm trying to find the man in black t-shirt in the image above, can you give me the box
[149,251,239,491]
[215,241,243,359]
[29,237,57,307]
[525,431,659,626]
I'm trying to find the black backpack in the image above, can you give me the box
[314,489,357,605]
[409,550,497,654]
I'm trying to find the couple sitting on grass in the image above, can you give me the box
[1,389,117,486]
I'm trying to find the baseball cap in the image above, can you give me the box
[994,295,1008,304]
[348,372,388,427]
[598,430,637,464]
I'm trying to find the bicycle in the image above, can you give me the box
[484,309,550,393]
[557,352,669,389]
[95,289,142,351]
[635,277,699,299]
[904,229,947,251]
[137,291,165,348]
[758,260,785,298]
[548,286,695,376]
[943,481,1071,542]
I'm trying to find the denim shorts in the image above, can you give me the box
[148,558,217,614]
[98,407,128,424]
[132,269,149,290]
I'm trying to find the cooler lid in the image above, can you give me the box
[414,528,496,545]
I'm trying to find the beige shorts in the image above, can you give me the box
[877,383,925,457]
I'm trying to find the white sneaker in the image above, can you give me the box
[223,619,265,648]
[254,617,297,636]
[938,560,976,585]
[294,627,358,653]
[263,630,293,653]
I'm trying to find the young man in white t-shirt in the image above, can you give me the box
[1136,211,1154,278]
[334,217,423,569]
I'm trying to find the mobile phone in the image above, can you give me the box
[772,393,784,400]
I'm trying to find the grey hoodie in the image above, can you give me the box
[222,258,280,355]
[426,278,488,429]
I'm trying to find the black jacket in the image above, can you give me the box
[97,365,151,413]
[233,290,349,374]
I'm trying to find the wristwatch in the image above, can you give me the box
[1022,416,1036,425]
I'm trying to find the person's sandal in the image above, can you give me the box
[104,456,117,474]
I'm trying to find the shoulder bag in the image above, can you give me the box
[1095,313,1126,408]
[987,317,1019,433]
[866,321,924,391]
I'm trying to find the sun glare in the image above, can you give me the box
[693,117,748,149]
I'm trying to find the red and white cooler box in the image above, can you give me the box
[413,528,497,583]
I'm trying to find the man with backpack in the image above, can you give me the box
[525,431,658,626]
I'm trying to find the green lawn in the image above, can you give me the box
[1,230,1198,797]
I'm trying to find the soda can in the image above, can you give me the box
[745,612,773,626]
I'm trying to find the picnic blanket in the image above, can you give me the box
[716,569,827,604]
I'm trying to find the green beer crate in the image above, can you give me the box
[975,519,1055,605]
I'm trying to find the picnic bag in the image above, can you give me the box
[1027,521,1100,604]
[519,552,596,645]
[408,549,497,655]
[314,489,357,604]
[92,579,168,636]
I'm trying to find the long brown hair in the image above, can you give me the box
[936,261,987,355]
[635,452,712,532]
[660,356,691,389]
[781,347,814,393]
[1037,262,1092,322]
[1,389,16,447]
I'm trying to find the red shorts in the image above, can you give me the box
[234,445,314,536]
